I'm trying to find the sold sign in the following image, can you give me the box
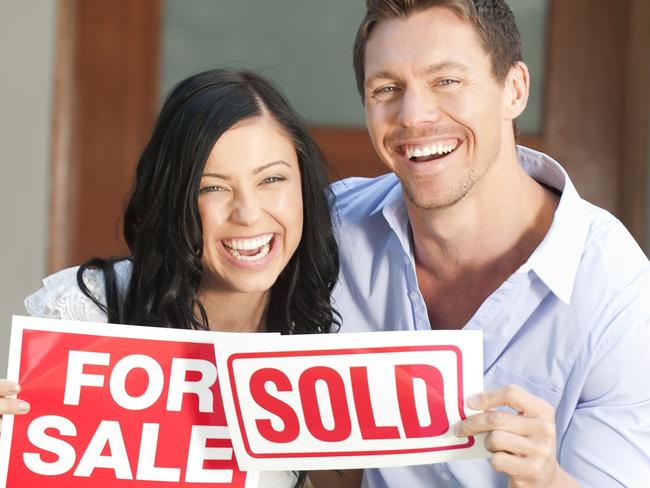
[0,316,259,488]
[214,331,488,471]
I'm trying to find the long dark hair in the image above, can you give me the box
[78,69,339,338]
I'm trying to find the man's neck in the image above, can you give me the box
[407,153,559,329]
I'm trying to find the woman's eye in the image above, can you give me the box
[199,185,226,193]
[261,175,287,184]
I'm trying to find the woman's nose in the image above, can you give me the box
[230,191,262,226]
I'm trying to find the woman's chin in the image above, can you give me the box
[200,271,279,296]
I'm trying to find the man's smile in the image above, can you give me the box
[393,138,462,163]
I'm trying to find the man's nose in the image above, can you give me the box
[397,87,441,128]
[230,191,262,226]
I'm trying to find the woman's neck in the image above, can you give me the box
[197,287,270,333]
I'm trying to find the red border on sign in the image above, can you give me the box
[227,345,474,458]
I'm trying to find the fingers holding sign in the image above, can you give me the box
[455,385,579,488]
[0,379,30,433]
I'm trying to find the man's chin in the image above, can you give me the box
[402,180,474,210]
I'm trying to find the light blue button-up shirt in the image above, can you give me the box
[331,146,650,487]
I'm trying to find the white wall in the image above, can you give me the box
[0,1,56,376]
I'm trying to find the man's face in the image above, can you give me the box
[363,7,522,209]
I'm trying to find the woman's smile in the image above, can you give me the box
[219,232,282,267]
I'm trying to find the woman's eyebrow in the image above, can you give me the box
[201,160,291,180]
[201,172,230,180]
[253,160,291,175]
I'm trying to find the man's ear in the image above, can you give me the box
[504,61,530,120]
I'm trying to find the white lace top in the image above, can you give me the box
[24,263,298,488]
[24,261,131,322]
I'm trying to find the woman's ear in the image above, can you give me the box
[504,61,530,121]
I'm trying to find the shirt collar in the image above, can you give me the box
[381,181,413,254]
[516,146,590,304]
[379,146,590,305]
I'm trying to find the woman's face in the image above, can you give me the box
[198,115,303,296]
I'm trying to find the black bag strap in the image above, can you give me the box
[76,258,123,324]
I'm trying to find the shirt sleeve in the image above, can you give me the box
[560,311,650,487]
[23,266,108,323]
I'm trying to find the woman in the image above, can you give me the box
[0,68,339,488]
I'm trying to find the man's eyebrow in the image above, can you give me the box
[365,61,470,88]
[421,61,469,75]
[365,70,399,89]
[202,160,291,180]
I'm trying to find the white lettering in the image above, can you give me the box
[73,420,132,479]
[135,423,181,481]
[63,351,110,405]
[166,358,216,413]
[23,415,76,475]
[109,354,164,410]
[185,425,233,483]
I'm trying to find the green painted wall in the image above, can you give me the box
[161,0,547,132]
[161,0,366,126]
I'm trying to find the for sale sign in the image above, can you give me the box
[213,330,488,470]
[0,316,259,488]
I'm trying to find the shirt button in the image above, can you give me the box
[402,254,410,264]
[440,472,452,482]
[409,291,419,301]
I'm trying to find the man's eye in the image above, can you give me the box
[374,85,399,96]
[367,85,401,102]
[438,79,459,87]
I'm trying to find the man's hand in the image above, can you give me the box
[454,385,579,488]
[0,379,30,433]
[308,469,362,488]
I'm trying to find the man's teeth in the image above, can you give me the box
[406,142,457,159]
[223,234,273,251]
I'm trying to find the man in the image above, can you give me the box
[330,0,650,486]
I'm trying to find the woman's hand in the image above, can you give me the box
[454,385,579,488]
[0,379,30,433]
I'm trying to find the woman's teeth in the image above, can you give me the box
[222,234,273,262]
[228,244,270,261]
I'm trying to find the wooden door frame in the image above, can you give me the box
[49,0,162,272]
[621,0,650,246]
[49,0,649,271]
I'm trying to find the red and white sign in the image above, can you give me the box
[0,316,259,488]
[213,330,488,471]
